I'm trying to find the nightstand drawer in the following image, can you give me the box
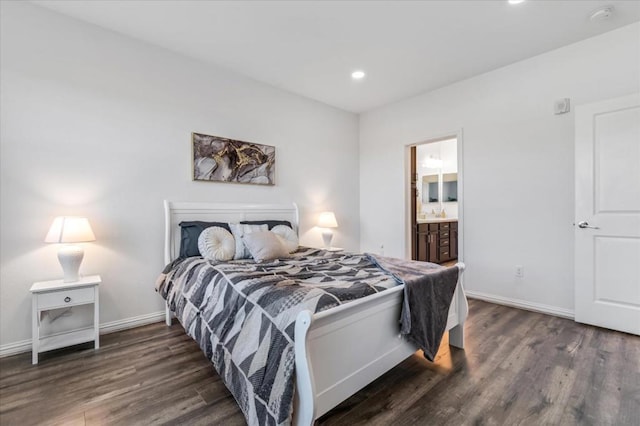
[38,287,94,310]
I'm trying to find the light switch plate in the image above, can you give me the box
[554,98,570,115]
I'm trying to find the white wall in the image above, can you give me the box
[0,2,359,348]
[360,23,640,314]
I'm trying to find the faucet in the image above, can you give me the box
[433,207,446,218]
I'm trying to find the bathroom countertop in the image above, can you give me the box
[416,217,458,224]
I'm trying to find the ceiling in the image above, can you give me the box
[31,1,640,113]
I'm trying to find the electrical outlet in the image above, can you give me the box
[515,265,524,279]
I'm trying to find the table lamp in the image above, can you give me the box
[45,216,96,282]
[317,211,338,249]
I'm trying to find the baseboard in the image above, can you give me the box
[0,294,574,358]
[0,339,33,359]
[99,311,166,334]
[0,310,165,358]
[465,290,574,319]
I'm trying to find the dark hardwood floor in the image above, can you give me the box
[1,300,638,425]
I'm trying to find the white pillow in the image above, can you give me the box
[229,223,269,259]
[271,225,299,253]
[242,231,290,263]
[198,226,235,261]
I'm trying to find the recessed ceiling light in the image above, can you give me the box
[351,70,366,80]
[508,0,525,4]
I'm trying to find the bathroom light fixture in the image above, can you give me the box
[508,0,525,4]
[424,157,444,169]
[45,216,96,282]
[317,212,338,249]
[351,70,366,80]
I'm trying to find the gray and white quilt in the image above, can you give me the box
[156,248,401,426]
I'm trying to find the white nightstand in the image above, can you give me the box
[30,275,101,365]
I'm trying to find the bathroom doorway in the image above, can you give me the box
[409,135,462,266]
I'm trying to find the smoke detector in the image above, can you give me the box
[590,6,614,22]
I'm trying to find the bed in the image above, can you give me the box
[158,200,468,426]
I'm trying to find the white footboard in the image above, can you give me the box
[293,263,467,426]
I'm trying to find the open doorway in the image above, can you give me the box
[409,136,462,266]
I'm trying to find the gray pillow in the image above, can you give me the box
[229,223,269,259]
[242,231,290,263]
[240,220,292,230]
[179,221,231,258]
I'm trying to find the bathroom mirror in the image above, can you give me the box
[422,173,457,204]
[442,173,458,202]
[421,175,439,203]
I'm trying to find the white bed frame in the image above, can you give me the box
[162,200,468,426]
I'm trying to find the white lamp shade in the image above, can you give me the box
[45,217,96,243]
[317,212,338,228]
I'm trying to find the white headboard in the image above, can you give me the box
[163,200,299,264]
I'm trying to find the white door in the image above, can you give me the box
[575,93,640,335]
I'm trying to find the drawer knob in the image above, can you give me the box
[64,296,71,303]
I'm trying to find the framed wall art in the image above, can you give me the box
[192,132,275,185]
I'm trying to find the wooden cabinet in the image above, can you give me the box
[416,221,458,264]
[450,223,458,262]
[416,223,434,263]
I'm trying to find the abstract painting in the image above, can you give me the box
[192,132,275,185]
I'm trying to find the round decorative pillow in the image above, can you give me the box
[271,225,299,253]
[198,226,236,261]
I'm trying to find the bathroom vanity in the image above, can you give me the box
[416,218,458,264]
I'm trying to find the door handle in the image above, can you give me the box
[577,221,599,229]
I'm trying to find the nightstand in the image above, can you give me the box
[30,275,101,364]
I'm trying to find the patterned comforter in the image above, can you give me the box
[156,247,400,426]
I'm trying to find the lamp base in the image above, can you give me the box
[58,245,84,282]
[321,229,333,249]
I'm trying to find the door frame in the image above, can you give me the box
[405,129,465,266]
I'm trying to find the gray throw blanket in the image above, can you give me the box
[366,254,459,361]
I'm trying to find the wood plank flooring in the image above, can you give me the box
[1,300,639,425]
